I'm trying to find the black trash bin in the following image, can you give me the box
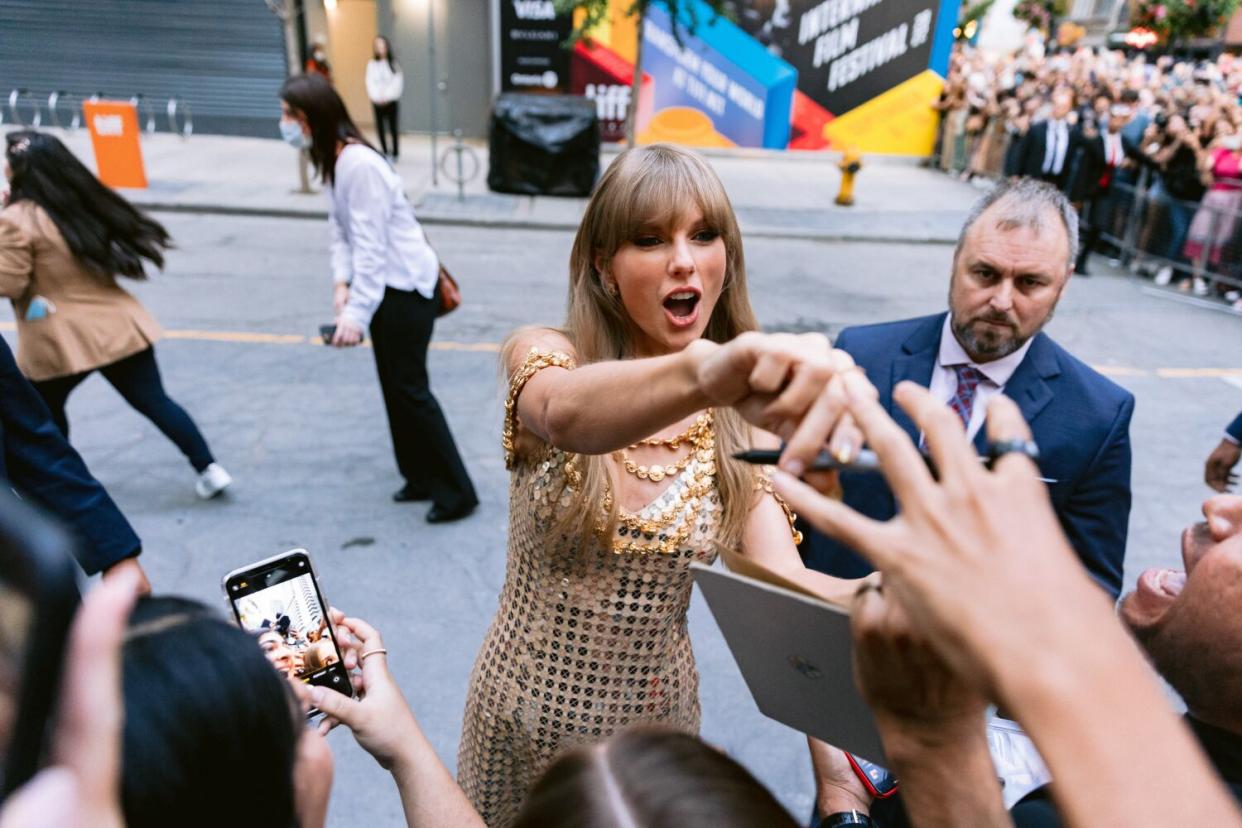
[488,93,600,197]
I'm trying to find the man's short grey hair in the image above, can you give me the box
[955,178,1079,270]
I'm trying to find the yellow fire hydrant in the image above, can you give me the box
[836,147,862,206]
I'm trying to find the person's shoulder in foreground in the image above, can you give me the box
[833,313,943,356]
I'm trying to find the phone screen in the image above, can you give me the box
[225,554,352,700]
[0,585,32,791]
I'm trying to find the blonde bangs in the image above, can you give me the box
[536,144,761,554]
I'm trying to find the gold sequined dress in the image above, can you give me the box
[456,353,722,827]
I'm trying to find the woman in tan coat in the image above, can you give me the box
[0,131,230,499]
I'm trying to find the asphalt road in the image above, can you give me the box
[12,213,1239,825]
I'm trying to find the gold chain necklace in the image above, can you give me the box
[618,411,713,483]
[631,412,712,449]
[602,414,717,555]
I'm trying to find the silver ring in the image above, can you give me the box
[988,438,1041,464]
[359,647,388,662]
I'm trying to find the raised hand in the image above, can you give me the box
[695,331,871,475]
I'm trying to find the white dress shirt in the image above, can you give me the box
[1041,118,1070,175]
[929,315,1035,441]
[327,144,438,329]
[365,59,404,105]
[1104,130,1125,167]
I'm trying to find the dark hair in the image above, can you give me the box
[3,130,170,280]
[121,596,300,828]
[279,74,376,186]
[512,728,799,828]
[373,35,397,72]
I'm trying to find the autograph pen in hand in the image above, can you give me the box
[733,447,1056,483]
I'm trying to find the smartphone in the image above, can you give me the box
[222,550,353,713]
[846,752,899,799]
[0,489,80,800]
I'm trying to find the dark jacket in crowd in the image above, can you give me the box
[1066,130,1140,203]
[1014,119,1082,188]
[1229,411,1242,443]
[0,336,140,574]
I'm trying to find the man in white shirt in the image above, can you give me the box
[802,178,1135,826]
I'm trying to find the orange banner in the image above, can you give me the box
[83,101,147,189]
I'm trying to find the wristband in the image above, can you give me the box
[821,811,874,828]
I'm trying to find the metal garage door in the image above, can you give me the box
[0,0,288,137]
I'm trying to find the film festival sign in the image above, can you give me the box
[497,0,958,154]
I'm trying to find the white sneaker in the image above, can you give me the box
[1154,265,1174,286]
[1193,277,1210,296]
[195,463,233,499]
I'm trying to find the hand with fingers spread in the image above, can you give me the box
[0,567,143,828]
[695,331,870,475]
[776,375,1107,693]
[774,374,1242,828]
[307,613,484,828]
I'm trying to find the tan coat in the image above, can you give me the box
[0,201,161,381]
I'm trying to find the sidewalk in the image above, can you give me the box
[3,127,981,243]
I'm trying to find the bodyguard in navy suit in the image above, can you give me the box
[805,312,1134,598]
[801,179,1133,601]
[1205,412,1242,492]
[0,336,141,575]
[803,180,1136,828]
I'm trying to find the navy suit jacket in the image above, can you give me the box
[1228,413,1242,443]
[0,337,140,574]
[800,314,1134,599]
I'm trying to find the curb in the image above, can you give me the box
[132,200,960,245]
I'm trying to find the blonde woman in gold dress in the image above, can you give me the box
[457,144,865,826]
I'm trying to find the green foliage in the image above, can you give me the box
[961,0,997,24]
[1132,0,1242,45]
[556,0,732,46]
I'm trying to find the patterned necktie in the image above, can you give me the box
[948,365,984,430]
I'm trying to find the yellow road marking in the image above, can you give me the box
[1156,368,1242,378]
[1093,366,1150,377]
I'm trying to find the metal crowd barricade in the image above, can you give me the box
[4,89,191,140]
[1098,167,1242,294]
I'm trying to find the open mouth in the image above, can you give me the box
[663,289,701,327]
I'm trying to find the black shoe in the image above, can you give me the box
[426,502,477,523]
[393,485,431,503]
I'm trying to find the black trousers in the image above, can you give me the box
[369,285,476,512]
[33,346,215,473]
[373,102,399,158]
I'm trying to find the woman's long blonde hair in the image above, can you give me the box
[506,144,760,552]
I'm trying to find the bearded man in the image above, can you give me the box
[801,177,1136,828]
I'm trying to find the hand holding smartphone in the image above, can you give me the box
[222,550,353,715]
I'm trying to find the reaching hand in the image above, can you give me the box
[695,331,871,475]
[305,615,419,771]
[0,567,142,828]
[1205,438,1241,492]
[851,581,988,743]
[772,374,1114,700]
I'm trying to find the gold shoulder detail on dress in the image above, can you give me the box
[754,471,804,546]
[502,347,576,469]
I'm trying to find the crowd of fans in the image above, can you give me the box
[935,40,1242,310]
